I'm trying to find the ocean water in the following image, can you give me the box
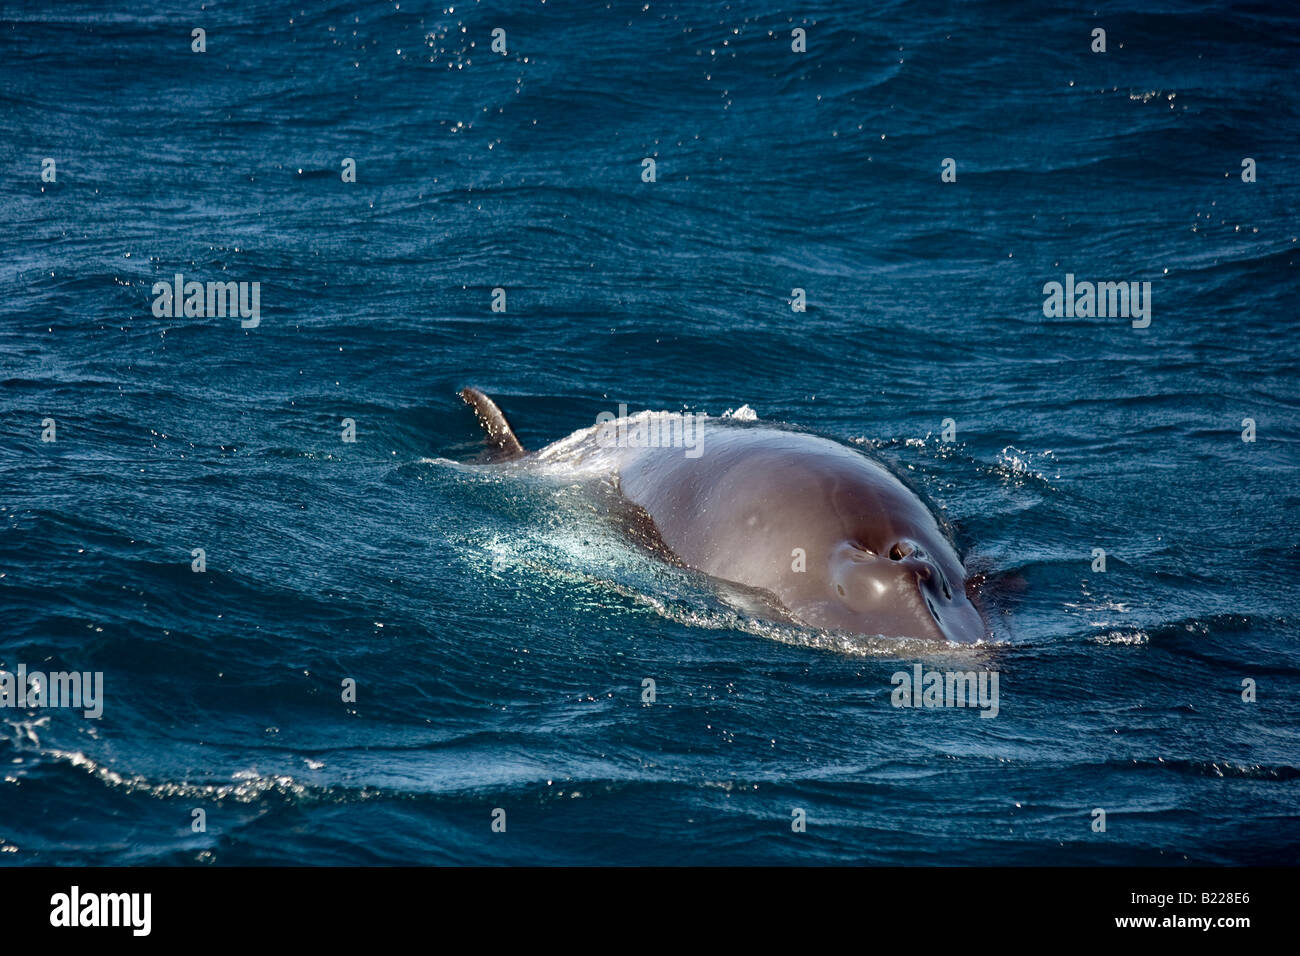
[1,0,1297,865]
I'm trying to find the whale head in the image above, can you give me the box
[783,541,985,643]
[805,535,985,643]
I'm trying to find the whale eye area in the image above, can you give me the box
[889,542,914,561]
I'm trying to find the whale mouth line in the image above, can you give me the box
[924,596,950,641]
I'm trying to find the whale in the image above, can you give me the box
[460,387,987,644]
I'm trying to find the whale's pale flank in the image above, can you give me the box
[461,387,987,644]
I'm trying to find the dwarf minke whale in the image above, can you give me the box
[461,387,986,644]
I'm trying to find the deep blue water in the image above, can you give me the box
[2,0,1298,865]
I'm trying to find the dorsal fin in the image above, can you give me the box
[460,387,526,460]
